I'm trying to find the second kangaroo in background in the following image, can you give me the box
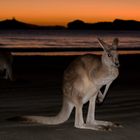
[0,52,13,81]
[16,38,120,131]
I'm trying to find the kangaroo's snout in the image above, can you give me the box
[115,62,120,67]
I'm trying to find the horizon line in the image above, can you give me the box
[1,17,140,27]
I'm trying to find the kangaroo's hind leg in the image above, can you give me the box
[85,94,111,131]
[74,103,84,129]
[74,92,109,131]
[86,93,120,130]
[74,98,109,131]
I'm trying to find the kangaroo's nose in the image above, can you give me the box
[115,62,120,67]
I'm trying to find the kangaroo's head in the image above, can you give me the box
[98,38,120,68]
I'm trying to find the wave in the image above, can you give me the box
[0,43,5,46]
[0,30,140,50]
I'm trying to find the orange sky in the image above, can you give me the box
[0,0,140,26]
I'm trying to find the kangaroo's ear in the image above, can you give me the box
[112,38,119,50]
[97,38,109,52]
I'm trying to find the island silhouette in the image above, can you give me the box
[0,18,140,30]
[0,18,65,30]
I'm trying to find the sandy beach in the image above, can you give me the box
[0,54,140,140]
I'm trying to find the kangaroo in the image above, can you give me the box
[0,52,13,81]
[16,38,120,131]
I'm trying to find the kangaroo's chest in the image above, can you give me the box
[93,68,119,86]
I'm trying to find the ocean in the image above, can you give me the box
[0,30,140,55]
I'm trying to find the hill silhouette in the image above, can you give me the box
[0,18,39,29]
[67,19,140,30]
[0,18,65,30]
[0,18,140,30]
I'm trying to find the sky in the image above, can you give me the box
[0,0,140,26]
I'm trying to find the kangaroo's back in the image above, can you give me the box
[64,54,101,80]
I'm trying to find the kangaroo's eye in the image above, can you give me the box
[108,54,111,57]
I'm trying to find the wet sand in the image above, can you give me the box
[0,54,140,140]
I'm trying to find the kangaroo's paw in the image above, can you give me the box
[97,97,103,103]
[94,120,122,128]
[75,123,111,131]
[112,122,123,128]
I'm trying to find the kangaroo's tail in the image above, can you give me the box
[9,96,74,125]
